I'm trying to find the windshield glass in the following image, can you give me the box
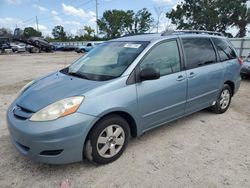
[68,41,149,81]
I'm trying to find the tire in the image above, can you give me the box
[84,115,130,164]
[210,84,232,114]
[81,49,86,53]
[34,40,40,47]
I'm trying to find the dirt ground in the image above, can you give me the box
[0,52,250,188]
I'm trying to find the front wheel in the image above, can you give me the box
[210,84,232,114]
[84,115,130,164]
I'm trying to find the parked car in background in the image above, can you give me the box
[54,44,65,51]
[62,45,77,51]
[26,37,55,52]
[75,42,103,53]
[0,37,11,52]
[7,30,241,165]
[241,59,250,79]
[13,28,55,53]
[12,44,26,53]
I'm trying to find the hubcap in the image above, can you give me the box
[219,89,230,109]
[97,124,125,158]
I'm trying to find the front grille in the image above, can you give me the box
[13,105,34,120]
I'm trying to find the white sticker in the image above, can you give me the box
[124,43,141,48]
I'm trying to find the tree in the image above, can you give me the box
[23,27,42,38]
[98,8,154,38]
[227,1,250,37]
[98,10,128,38]
[0,28,12,40]
[52,25,66,41]
[84,26,95,36]
[133,8,154,34]
[166,0,250,37]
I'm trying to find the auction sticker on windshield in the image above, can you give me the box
[124,44,141,48]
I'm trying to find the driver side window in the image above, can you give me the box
[140,40,181,76]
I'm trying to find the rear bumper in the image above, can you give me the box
[7,104,98,164]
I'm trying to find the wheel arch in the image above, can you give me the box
[224,80,235,96]
[87,110,138,140]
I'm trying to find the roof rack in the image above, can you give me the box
[122,33,157,37]
[161,30,224,36]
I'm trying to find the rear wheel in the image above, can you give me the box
[210,84,232,114]
[84,115,130,164]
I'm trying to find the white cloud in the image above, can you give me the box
[51,10,58,15]
[5,0,25,5]
[33,4,48,12]
[62,3,96,19]
[153,0,173,5]
[53,15,62,22]
[247,1,250,8]
[0,17,23,27]
[65,21,81,26]
[36,24,47,31]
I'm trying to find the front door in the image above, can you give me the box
[136,40,187,131]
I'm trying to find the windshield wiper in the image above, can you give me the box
[68,71,89,80]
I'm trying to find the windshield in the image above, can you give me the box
[68,41,149,81]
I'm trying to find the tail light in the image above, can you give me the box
[238,58,243,66]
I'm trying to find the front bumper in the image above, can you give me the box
[6,104,98,164]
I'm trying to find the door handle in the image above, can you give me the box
[176,75,186,81]
[188,72,196,78]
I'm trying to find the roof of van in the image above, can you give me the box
[112,32,226,42]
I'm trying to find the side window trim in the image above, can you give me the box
[209,37,220,63]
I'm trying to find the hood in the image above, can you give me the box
[16,71,105,112]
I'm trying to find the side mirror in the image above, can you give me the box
[139,68,160,81]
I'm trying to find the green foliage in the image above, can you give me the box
[52,25,66,41]
[84,26,95,36]
[98,8,154,38]
[48,25,103,42]
[23,27,41,38]
[166,0,250,37]
[0,28,12,39]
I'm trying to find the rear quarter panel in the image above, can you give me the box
[222,58,241,94]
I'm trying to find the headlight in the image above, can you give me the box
[30,96,84,121]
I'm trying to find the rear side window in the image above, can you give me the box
[212,38,237,61]
[182,38,217,69]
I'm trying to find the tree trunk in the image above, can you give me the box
[238,21,247,38]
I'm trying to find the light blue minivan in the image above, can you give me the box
[7,31,242,164]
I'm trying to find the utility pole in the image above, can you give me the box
[36,16,39,31]
[95,0,99,36]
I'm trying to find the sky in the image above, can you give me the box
[0,0,249,37]
[0,0,180,36]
